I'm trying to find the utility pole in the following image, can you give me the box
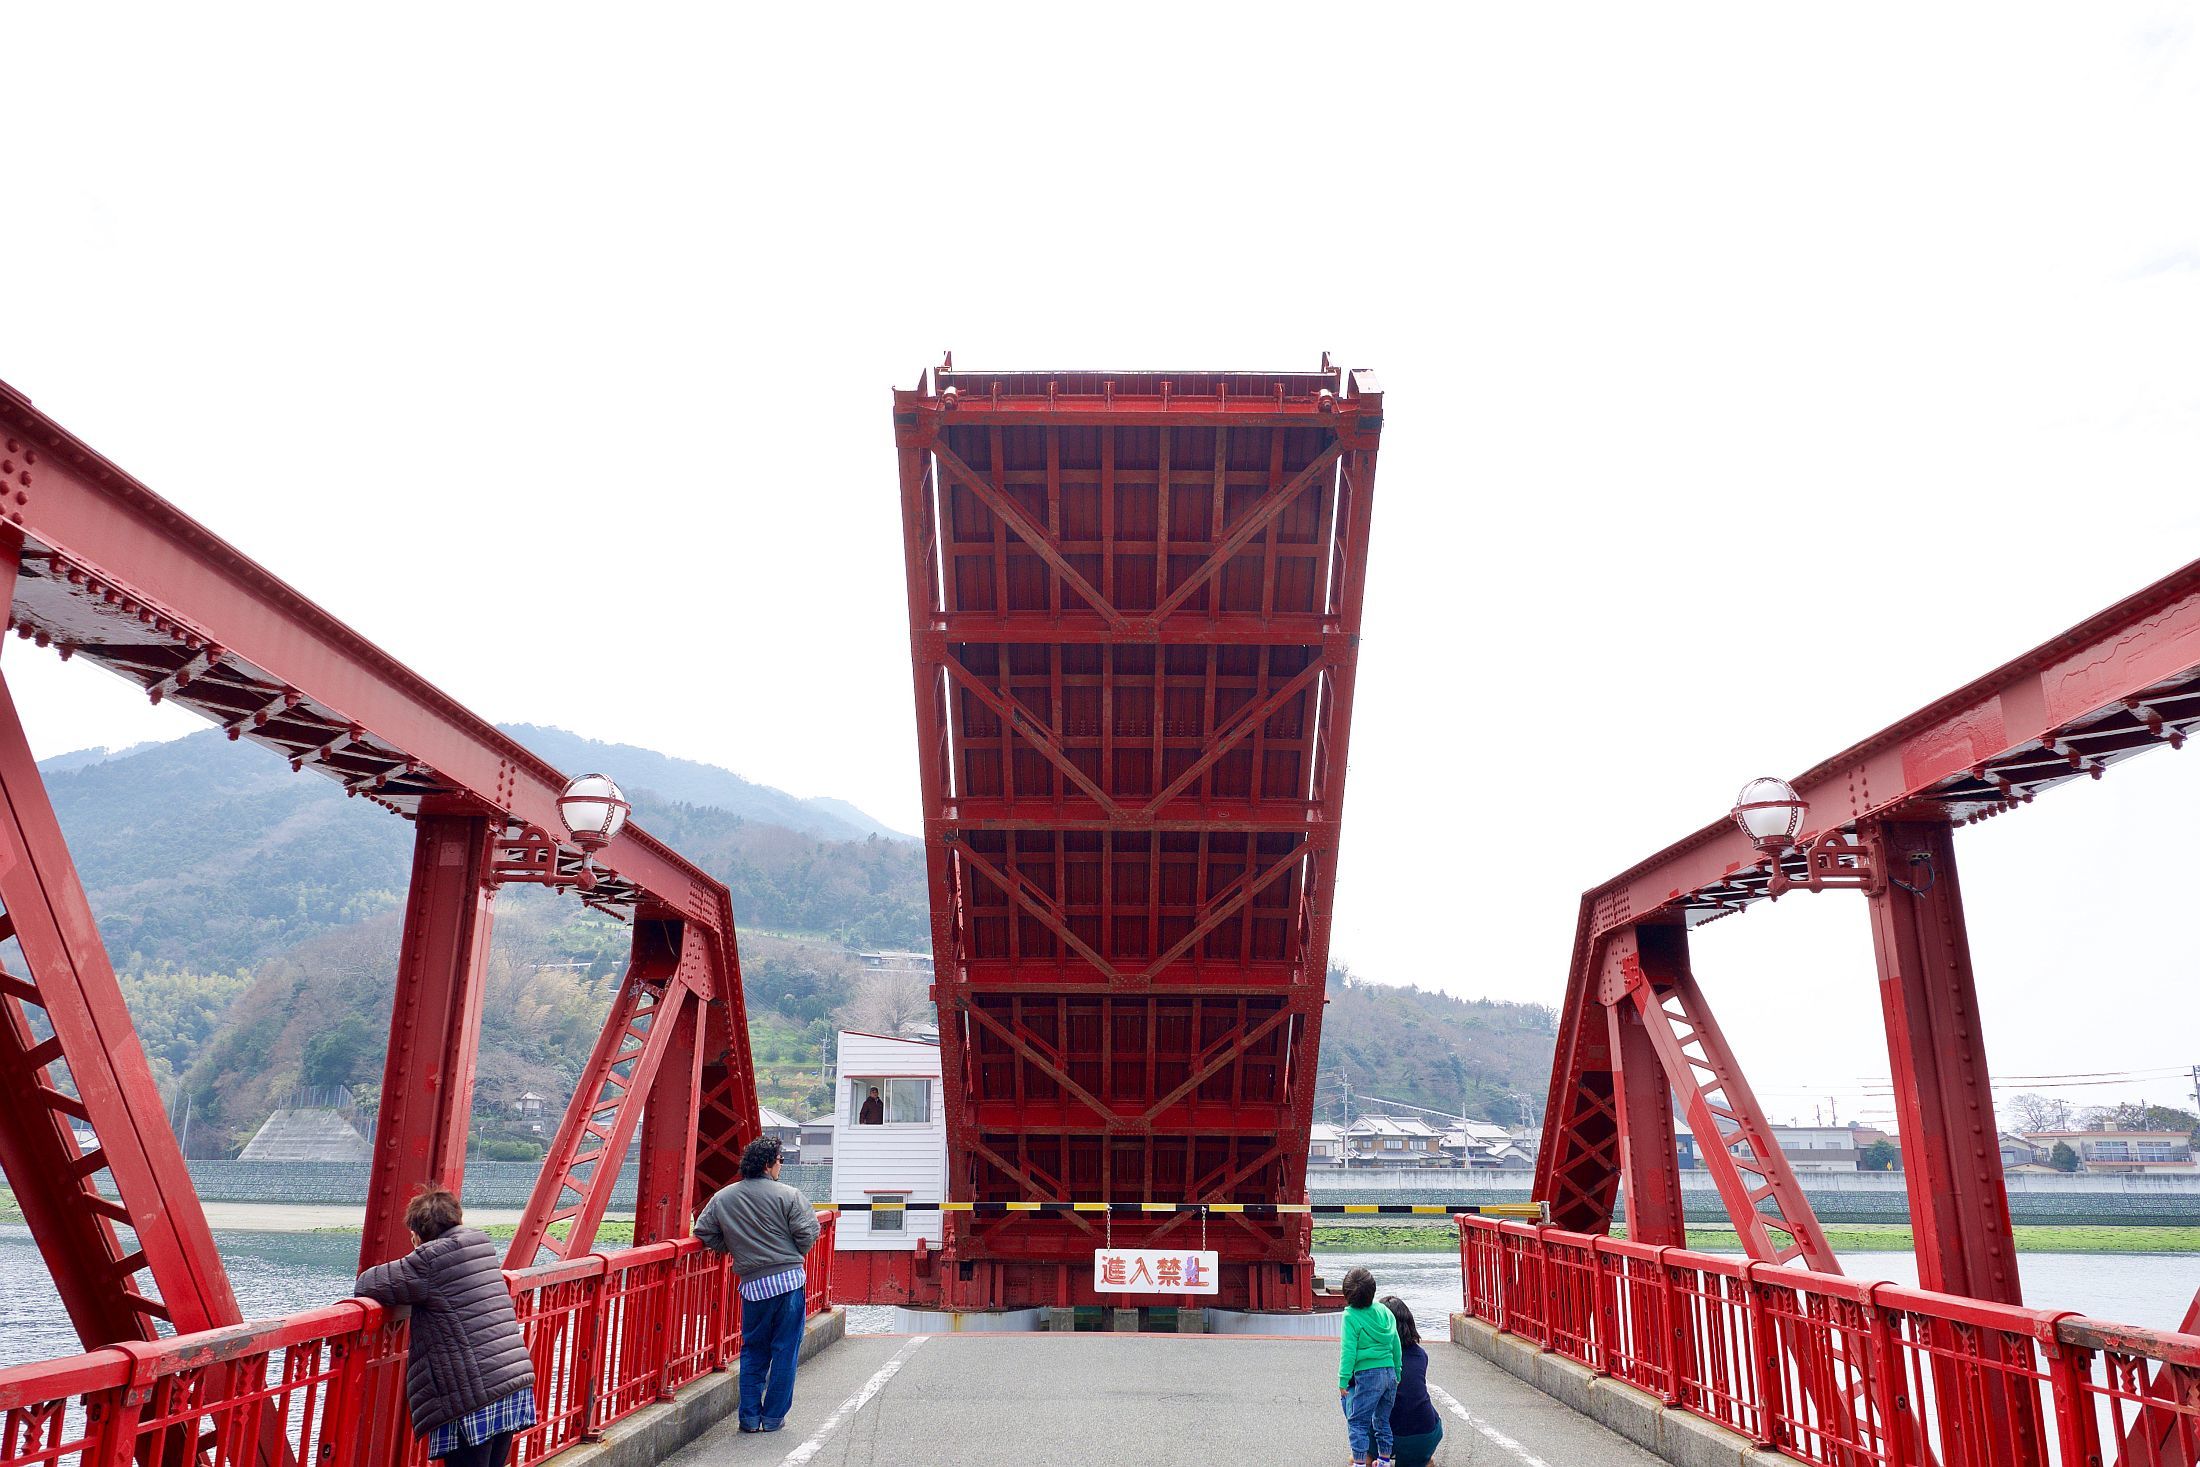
[1340,1069,1352,1170]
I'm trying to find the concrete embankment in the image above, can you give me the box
[1307,1167,2200,1227]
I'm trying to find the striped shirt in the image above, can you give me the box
[739,1263,807,1303]
[427,1387,536,1456]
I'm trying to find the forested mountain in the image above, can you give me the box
[43,730,924,973]
[501,725,911,843]
[40,729,1551,1154]
[1315,968,1558,1128]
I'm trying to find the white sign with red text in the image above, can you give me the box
[1092,1249,1220,1294]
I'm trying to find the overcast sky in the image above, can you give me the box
[3,7,2196,1130]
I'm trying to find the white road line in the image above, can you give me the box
[1428,1381,1557,1467]
[777,1335,931,1466]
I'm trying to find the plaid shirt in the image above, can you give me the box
[427,1387,536,1456]
[738,1262,807,1303]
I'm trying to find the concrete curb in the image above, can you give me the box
[550,1308,847,1467]
[1448,1313,1788,1467]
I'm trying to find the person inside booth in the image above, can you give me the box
[858,1085,884,1125]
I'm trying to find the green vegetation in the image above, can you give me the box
[0,1186,19,1223]
[1317,1222,2200,1254]
[1313,1223,1458,1250]
[41,730,927,1154]
[1653,1224,2200,1255]
[481,1220,635,1246]
[1319,967,1556,1125]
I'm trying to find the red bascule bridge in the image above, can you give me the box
[838,357,1384,1314]
[1,361,2199,1467]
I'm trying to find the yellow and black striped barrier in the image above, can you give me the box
[814,1200,1546,1219]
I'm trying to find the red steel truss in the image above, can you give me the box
[885,358,1382,1311]
[0,380,759,1348]
[1537,558,2200,1456]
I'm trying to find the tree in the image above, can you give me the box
[2006,1093,2072,1133]
[839,967,932,1037]
[2048,1140,2080,1172]
[1860,1139,1900,1172]
[2075,1102,2199,1133]
[301,1015,380,1088]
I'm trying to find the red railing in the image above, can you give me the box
[0,1213,837,1467]
[1459,1214,2200,1467]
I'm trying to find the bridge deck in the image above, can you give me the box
[666,1330,1664,1466]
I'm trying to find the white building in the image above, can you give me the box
[831,1029,947,1254]
[1309,1122,1345,1168]
[1344,1116,1444,1165]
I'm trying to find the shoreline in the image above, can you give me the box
[1313,1222,2200,1255]
[7,1195,2197,1255]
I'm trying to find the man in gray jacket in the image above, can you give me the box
[695,1135,821,1433]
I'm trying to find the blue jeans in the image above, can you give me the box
[739,1284,807,1430]
[1342,1366,1398,1460]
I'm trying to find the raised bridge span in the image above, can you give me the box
[0,366,2196,1466]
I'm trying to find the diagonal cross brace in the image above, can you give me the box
[951,839,1128,982]
[1149,443,1344,623]
[1622,958,1835,1270]
[941,657,1130,818]
[1139,1005,1295,1125]
[1141,659,1326,819]
[1137,838,1312,982]
[965,1000,1132,1133]
[930,442,1127,631]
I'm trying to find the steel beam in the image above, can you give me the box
[1619,926,1836,1271]
[0,649,241,1344]
[1864,819,2022,1303]
[1866,818,2044,1467]
[0,386,727,932]
[508,919,696,1267]
[633,992,704,1245]
[1605,968,1685,1248]
[359,814,498,1269]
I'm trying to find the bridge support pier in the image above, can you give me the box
[360,813,498,1270]
[1866,818,2042,1466]
[1864,819,2022,1304]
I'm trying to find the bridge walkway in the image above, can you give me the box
[666,1329,1664,1466]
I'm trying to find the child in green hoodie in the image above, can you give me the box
[1336,1266,1402,1467]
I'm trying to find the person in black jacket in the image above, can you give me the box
[355,1186,538,1467]
[1383,1296,1445,1467]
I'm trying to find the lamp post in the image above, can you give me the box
[1731,776,1808,897]
[557,773,631,853]
[1731,776,1807,854]
[488,773,633,894]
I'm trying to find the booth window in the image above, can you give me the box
[870,1193,910,1234]
[848,1077,931,1125]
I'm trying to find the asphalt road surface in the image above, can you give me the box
[668,1329,1666,1466]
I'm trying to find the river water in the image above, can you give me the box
[4,1225,2197,1368]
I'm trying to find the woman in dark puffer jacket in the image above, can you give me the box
[356,1186,538,1467]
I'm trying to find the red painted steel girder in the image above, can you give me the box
[1539,559,2200,1270]
[359,813,499,1270]
[892,358,1381,1311]
[0,643,240,1344]
[0,381,730,937]
[0,383,758,1346]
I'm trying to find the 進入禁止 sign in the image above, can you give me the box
[1092,1249,1219,1294]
